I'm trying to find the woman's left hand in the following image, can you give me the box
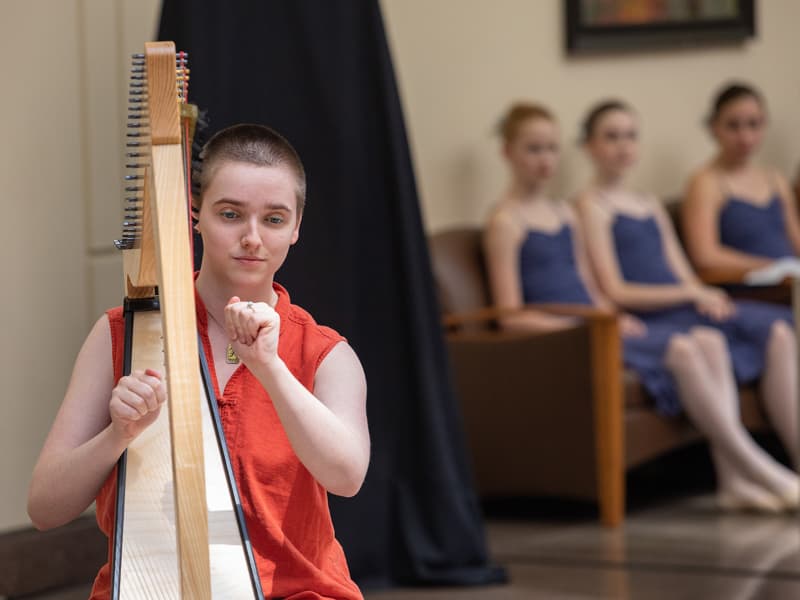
[224,295,280,367]
[694,286,736,322]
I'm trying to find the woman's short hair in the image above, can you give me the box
[196,123,307,214]
[497,102,554,144]
[580,99,631,142]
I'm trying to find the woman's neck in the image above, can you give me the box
[509,179,549,203]
[592,170,627,193]
[195,271,277,323]
[713,152,751,173]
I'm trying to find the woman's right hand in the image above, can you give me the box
[692,286,735,321]
[109,368,166,443]
[619,313,647,338]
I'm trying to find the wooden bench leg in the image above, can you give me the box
[590,317,625,527]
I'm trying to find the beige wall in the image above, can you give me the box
[381,0,800,232]
[2,0,799,532]
[1,0,161,532]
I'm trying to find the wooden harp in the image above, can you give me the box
[111,41,263,599]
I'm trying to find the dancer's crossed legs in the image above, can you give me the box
[664,327,797,510]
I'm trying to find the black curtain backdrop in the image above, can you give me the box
[159,1,505,589]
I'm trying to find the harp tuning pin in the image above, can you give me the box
[114,239,133,250]
[124,174,142,180]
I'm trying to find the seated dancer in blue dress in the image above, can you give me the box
[571,100,798,512]
[682,83,800,279]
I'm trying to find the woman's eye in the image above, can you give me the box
[220,210,238,219]
[266,215,285,225]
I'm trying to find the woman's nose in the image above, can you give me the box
[240,220,261,249]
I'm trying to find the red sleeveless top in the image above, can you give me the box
[89,283,362,599]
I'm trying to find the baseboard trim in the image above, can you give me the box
[0,515,106,597]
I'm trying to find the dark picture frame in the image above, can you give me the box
[565,0,756,54]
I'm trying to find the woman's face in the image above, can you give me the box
[503,117,560,187]
[195,160,301,289]
[711,95,766,163]
[585,109,639,179]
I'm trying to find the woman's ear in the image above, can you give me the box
[291,213,302,245]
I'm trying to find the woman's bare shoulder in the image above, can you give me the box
[485,198,524,234]
[685,163,720,196]
[574,187,614,224]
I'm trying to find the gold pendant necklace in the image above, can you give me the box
[225,343,239,364]
[206,308,238,365]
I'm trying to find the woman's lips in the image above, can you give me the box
[234,256,265,266]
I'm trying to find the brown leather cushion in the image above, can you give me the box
[623,369,651,409]
[665,199,685,247]
[429,228,490,314]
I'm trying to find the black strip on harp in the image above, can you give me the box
[197,333,266,600]
[111,297,160,600]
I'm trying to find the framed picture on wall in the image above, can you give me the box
[565,0,756,53]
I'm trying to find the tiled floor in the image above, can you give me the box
[20,493,800,599]
[366,494,800,599]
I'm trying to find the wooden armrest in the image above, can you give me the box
[532,303,616,320]
[697,265,792,288]
[442,303,617,330]
[698,268,793,308]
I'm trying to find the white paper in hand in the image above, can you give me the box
[743,257,800,286]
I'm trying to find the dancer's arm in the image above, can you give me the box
[578,192,727,315]
[484,208,580,332]
[682,169,773,272]
[773,170,800,255]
